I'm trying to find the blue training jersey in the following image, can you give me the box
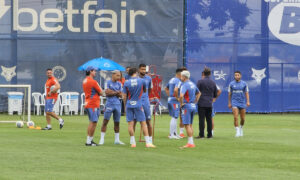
[166,77,181,103]
[140,75,152,102]
[180,80,200,106]
[106,80,122,105]
[228,80,249,106]
[123,77,146,108]
[125,74,131,80]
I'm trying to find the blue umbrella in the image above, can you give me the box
[78,57,125,71]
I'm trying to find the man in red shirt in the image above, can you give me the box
[42,68,64,130]
[83,66,103,146]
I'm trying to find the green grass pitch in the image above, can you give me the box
[0,114,300,180]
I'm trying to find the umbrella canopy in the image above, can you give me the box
[78,57,125,71]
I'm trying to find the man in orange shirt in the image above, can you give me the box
[42,68,64,130]
[83,66,103,146]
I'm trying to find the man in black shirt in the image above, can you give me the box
[197,68,219,138]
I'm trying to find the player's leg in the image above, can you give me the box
[211,107,216,135]
[205,107,213,138]
[232,107,240,137]
[136,107,155,147]
[144,103,153,142]
[43,99,64,130]
[168,103,176,138]
[86,108,100,146]
[179,112,185,138]
[239,108,246,136]
[126,108,136,147]
[197,107,205,138]
[99,105,112,145]
[181,108,195,148]
[113,105,125,145]
[133,120,137,132]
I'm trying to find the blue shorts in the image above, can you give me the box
[86,108,100,122]
[126,106,145,122]
[181,106,197,125]
[168,102,180,118]
[104,104,121,122]
[45,99,56,112]
[142,103,151,120]
[232,103,246,109]
[212,106,216,117]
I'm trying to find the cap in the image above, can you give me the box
[86,66,96,72]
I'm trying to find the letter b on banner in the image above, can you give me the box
[280,7,300,34]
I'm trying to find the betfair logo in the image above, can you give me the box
[0,0,147,33]
[268,2,300,46]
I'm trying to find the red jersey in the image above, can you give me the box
[45,76,59,100]
[83,76,102,108]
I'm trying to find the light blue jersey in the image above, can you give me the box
[140,75,152,103]
[228,80,249,108]
[180,80,200,108]
[106,80,122,105]
[166,77,181,103]
[123,77,146,108]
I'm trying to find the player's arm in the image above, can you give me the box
[195,88,201,104]
[174,87,179,99]
[143,81,146,93]
[164,87,170,96]
[148,80,152,96]
[122,84,128,110]
[245,92,250,107]
[117,86,123,98]
[48,80,60,96]
[213,85,222,102]
[105,89,118,97]
[228,89,232,109]
[179,86,186,107]
[174,81,182,101]
[245,85,250,107]
[94,82,103,96]
[179,93,184,107]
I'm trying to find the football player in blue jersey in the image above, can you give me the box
[138,64,154,143]
[165,68,183,139]
[179,71,201,148]
[99,70,125,145]
[228,71,250,137]
[123,68,156,148]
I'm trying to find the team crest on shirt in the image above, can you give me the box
[1,66,16,82]
[251,68,266,84]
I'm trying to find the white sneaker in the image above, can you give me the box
[114,141,125,145]
[168,135,180,140]
[99,139,104,145]
[235,130,240,137]
[239,128,243,137]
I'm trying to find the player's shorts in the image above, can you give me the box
[168,102,180,118]
[232,103,246,110]
[86,108,100,122]
[181,104,197,125]
[104,104,121,122]
[142,103,151,120]
[126,106,146,122]
[45,99,56,112]
[212,106,216,117]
